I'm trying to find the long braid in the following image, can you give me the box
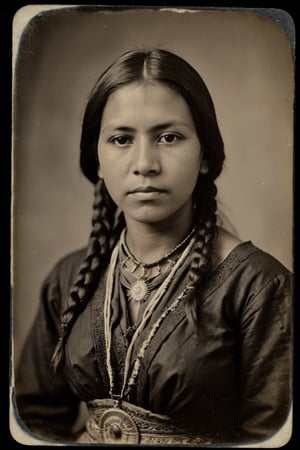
[51,178,117,373]
[185,180,218,327]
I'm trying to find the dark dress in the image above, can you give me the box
[14,241,292,445]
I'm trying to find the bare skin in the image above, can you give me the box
[212,227,242,271]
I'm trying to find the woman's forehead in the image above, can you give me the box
[101,81,194,131]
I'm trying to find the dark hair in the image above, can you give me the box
[52,48,225,372]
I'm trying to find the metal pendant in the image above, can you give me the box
[129,279,149,302]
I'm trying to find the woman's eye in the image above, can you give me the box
[158,133,181,144]
[110,136,131,146]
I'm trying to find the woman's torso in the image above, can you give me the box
[62,239,291,438]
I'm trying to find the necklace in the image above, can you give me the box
[104,233,195,402]
[119,243,176,306]
[120,227,196,303]
[123,226,196,268]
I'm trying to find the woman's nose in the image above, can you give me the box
[132,138,161,176]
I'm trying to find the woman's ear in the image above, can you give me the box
[199,160,209,174]
[98,166,103,178]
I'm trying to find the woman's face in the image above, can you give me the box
[98,81,207,227]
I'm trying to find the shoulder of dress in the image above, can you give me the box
[231,244,292,306]
[43,247,88,290]
[55,247,88,271]
[206,241,291,300]
[39,248,89,312]
[245,243,291,277]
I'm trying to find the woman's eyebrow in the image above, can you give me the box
[101,125,135,133]
[101,121,189,134]
[150,121,190,132]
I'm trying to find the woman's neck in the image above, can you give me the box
[124,215,195,264]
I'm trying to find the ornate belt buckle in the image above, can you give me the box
[89,407,140,444]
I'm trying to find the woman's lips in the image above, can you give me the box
[129,186,165,194]
[128,186,166,199]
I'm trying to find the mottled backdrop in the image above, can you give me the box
[12,6,294,364]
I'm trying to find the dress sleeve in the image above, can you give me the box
[14,265,81,443]
[238,271,292,442]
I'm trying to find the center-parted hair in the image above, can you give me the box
[52,48,225,373]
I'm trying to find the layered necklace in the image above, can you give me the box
[104,229,196,402]
[98,230,196,443]
[119,226,196,304]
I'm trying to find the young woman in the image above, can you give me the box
[15,48,292,445]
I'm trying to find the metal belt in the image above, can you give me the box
[76,398,213,445]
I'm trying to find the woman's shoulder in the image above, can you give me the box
[43,247,88,288]
[212,227,243,271]
[55,247,88,270]
[214,227,291,279]
[210,228,292,309]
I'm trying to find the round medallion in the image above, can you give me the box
[98,408,139,444]
[129,279,149,302]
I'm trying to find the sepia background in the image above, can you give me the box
[12,6,294,367]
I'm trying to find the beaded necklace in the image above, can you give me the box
[122,226,196,269]
[120,227,196,303]
[104,230,195,401]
